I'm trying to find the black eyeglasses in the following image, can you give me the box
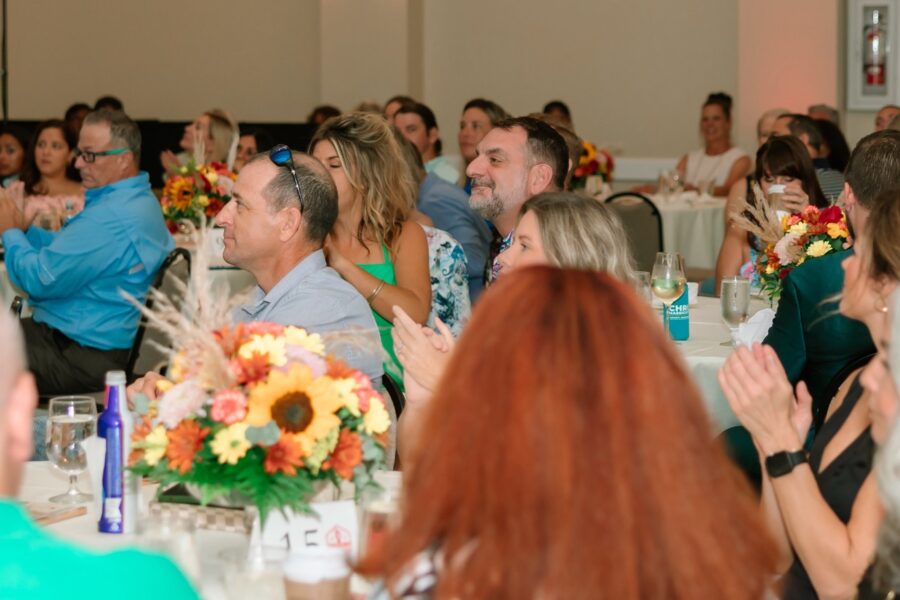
[73,147,129,164]
[269,144,304,213]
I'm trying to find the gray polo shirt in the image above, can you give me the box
[234,250,383,382]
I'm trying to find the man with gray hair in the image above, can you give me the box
[214,147,382,382]
[0,312,198,597]
[0,109,173,395]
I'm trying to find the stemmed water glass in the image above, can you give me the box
[651,252,686,335]
[45,396,97,504]
[720,277,751,346]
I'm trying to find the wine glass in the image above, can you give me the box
[45,396,97,504]
[651,252,686,335]
[720,277,751,346]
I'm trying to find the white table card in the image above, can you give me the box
[261,500,359,557]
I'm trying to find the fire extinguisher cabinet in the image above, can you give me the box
[848,0,898,109]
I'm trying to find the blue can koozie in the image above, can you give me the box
[667,288,690,341]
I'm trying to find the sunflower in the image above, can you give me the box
[246,365,342,455]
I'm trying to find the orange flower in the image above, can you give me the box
[326,359,356,380]
[128,415,154,465]
[166,420,210,474]
[231,352,270,386]
[323,430,362,480]
[264,433,304,476]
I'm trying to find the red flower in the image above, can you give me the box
[819,205,843,224]
[322,430,363,480]
[264,433,304,476]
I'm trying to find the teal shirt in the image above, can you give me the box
[0,501,198,599]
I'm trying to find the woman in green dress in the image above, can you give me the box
[310,112,431,386]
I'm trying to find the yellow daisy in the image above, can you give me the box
[239,334,287,367]
[140,425,169,467]
[246,366,342,455]
[210,423,251,465]
[363,396,391,435]
[283,327,325,355]
[331,377,360,416]
[806,240,833,258]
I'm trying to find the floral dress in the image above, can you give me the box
[423,226,471,336]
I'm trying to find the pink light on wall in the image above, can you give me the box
[736,0,839,149]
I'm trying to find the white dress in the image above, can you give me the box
[683,147,747,186]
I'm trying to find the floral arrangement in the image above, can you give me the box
[732,183,852,302]
[160,161,236,233]
[128,321,391,521]
[571,140,614,187]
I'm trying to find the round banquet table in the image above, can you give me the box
[19,461,401,599]
[674,295,770,434]
[651,193,727,271]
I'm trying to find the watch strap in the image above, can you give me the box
[765,449,808,478]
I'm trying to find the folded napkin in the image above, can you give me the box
[733,308,775,347]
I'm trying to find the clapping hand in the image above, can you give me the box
[392,306,454,408]
[718,343,807,454]
[160,150,181,175]
[0,182,26,232]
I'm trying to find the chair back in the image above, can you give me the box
[382,372,406,418]
[604,192,664,272]
[127,248,192,378]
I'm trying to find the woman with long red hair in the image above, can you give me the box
[359,267,775,599]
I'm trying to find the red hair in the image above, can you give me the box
[358,267,774,598]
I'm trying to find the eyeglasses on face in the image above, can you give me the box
[73,147,130,164]
[268,144,304,214]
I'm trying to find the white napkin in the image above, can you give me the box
[83,435,106,515]
[733,308,776,347]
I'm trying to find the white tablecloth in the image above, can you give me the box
[652,193,726,271]
[676,295,769,434]
[19,462,401,599]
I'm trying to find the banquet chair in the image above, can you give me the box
[604,192,664,273]
[382,372,405,418]
[126,247,192,379]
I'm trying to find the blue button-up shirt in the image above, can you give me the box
[2,172,174,350]
[235,250,383,382]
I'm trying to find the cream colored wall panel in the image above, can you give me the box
[422,0,738,158]
[8,0,320,122]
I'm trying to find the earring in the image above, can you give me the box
[876,294,889,314]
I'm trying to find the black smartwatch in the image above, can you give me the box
[765,450,808,478]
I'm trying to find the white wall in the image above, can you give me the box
[7,0,862,159]
[9,0,320,123]
[320,0,415,113]
[422,0,738,158]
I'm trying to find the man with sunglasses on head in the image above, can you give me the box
[0,108,173,395]
[214,146,382,383]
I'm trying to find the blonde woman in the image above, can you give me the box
[161,108,239,173]
[497,192,637,284]
[394,191,638,460]
[310,113,431,387]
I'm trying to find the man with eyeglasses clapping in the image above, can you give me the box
[0,108,173,395]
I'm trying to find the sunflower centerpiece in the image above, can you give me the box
[128,321,391,523]
[160,161,236,234]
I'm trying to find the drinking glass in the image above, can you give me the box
[720,277,751,346]
[650,252,686,335]
[45,396,97,504]
[635,271,652,303]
